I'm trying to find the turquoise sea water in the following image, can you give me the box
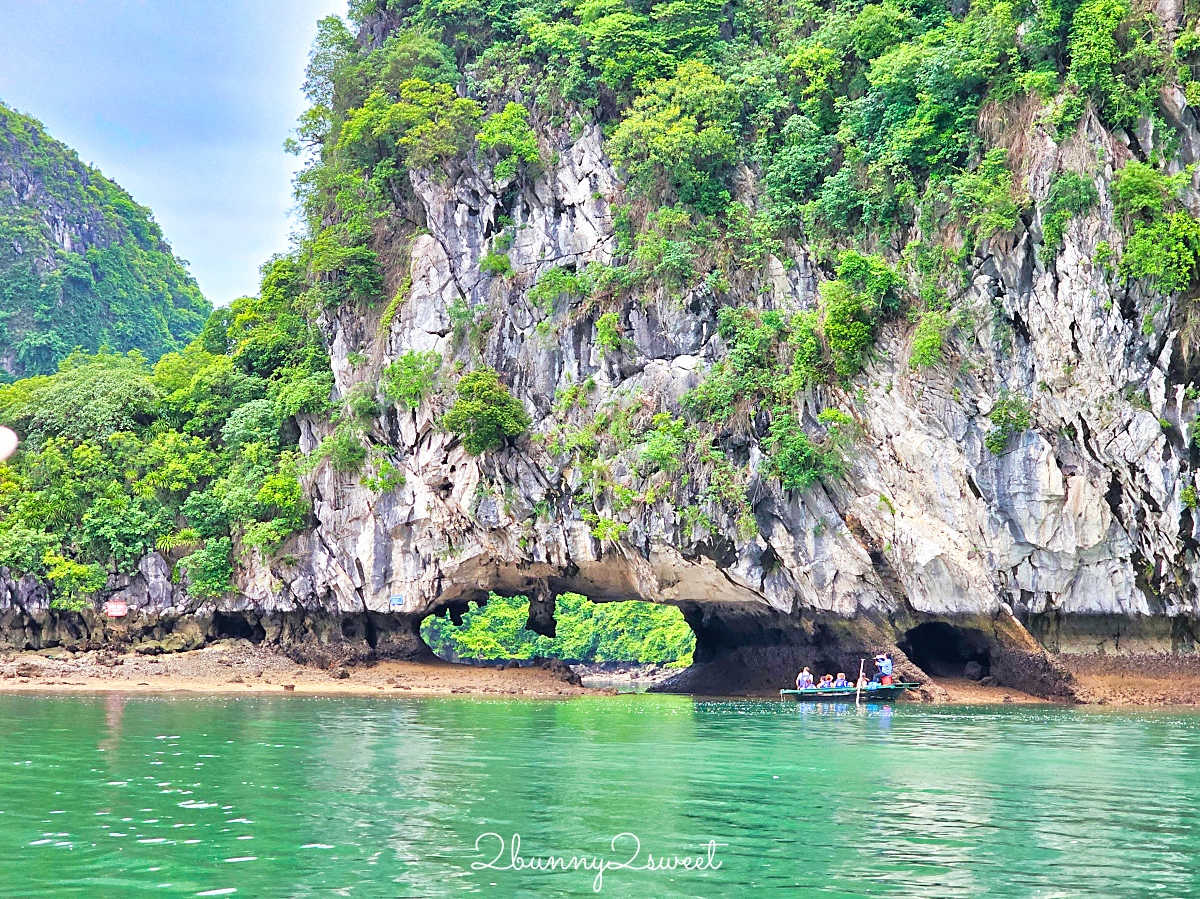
[0,693,1197,898]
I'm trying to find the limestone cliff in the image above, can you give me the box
[253,107,1197,692]
[5,5,1200,698]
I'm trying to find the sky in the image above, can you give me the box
[0,0,348,306]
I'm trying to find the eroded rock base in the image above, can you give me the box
[0,608,435,668]
[1025,612,1200,655]
[2,601,1187,702]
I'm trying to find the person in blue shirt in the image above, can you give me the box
[832,673,849,688]
[874,653,894,685]
[796,667,814,689]
[817,674,835,689]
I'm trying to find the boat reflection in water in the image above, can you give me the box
[791,700,894,722]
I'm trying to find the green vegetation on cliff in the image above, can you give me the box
[301,0,1183,275]
[292,0,1197,513]
[0,104,211,378]
[0,257,330,607]
[443,367,532,453]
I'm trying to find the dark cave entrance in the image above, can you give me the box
[899,622,991,678]
[212,611,266,644]
[663,603,850,695]
[341,614,379,648]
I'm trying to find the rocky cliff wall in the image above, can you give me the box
[306,111,1196,626]
[5,87,1200,698]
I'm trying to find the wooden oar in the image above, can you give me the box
[855,658,865,707]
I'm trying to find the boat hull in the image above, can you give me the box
[780,683,920,702]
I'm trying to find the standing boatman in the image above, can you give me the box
[874,652,894,685]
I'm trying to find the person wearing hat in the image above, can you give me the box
[874,652,894,685]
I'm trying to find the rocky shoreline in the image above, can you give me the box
[573,661,682,690]
[1,643,1197,706]
[1059,653,1200,706]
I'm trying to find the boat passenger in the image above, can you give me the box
[832,673,849,688]
[796,667,814,689]
[817,674,835,689]
[856,674,870,689]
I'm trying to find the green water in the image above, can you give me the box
[1,695,1198,897]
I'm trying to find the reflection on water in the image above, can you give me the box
[0,694,1198,897]
[578,676,653,693]
[98,693,125,754]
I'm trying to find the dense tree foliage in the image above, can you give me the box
[443,367,531,453]
[422,592,695,664]
[0,257,329,607]
[0,104,211,378]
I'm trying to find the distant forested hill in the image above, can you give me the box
[0,103,211,378]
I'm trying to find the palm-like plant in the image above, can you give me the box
[155,527,201,554]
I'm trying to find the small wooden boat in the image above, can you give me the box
[779,683,921,702]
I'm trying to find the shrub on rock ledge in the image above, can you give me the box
[443,368,530,454]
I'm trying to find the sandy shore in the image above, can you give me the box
[2,643,1199,705]
[0,640,590,698]
[924,655,1200,706]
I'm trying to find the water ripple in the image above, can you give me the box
[1,695,1199,897]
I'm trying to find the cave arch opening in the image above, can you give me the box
[899,622,991,678]
[212,611,266,644]
[419,591,695,668]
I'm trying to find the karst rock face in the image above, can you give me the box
[6,30,1200,697]
[206,96,1194,692]
[6,103,1192,694]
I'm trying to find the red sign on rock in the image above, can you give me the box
[104,600,128,618]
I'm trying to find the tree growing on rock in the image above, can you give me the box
[477,102,541,180]
[443,368,530,454]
